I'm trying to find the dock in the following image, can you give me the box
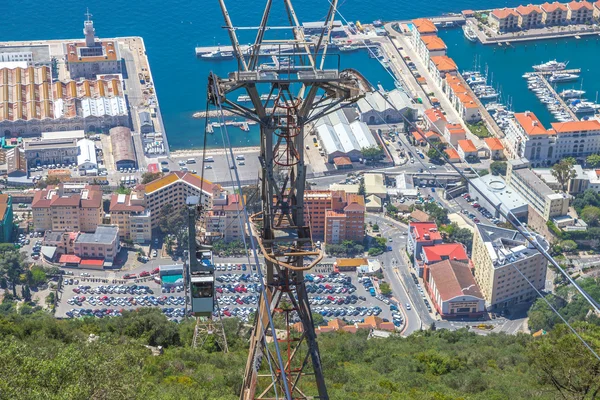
[195,42,348,57]
[535,73,579,121]
[536,68,581,77]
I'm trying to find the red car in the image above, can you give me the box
[151,268,160,275]
[236,298,244,305]
[123,273,136,279]
[472,203,480,208]
[224,310,231,317]
[139,271,150,277]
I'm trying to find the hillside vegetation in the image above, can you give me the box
[0,303,599,400]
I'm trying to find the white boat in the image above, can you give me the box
[549,72,579,83]
[339,44,360,52]
[533,60,568,72]
[572,102,600,113]
[522,72,535,79]
[560,89,586,99]
[201,49,234,59]
[237,95,251,102]
[462,24,478,42]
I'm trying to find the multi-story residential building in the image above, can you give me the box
[516,4,544,28]
[420,243,469,268]
[506,158,570,220]
[416,35,447,65]
[595,0,600,18]
[143,171,223,228]
[428,56,458,88]
[423,259,485,318]
[489,8,520,31]
[205,194,245,242]
[541,1,569,24]
[0,194,14,243]
[567,0,594,23]
[443,75,481,123]
[32,184,103,233]
[43,231,78,256]
[109,189,151,244]
[65,14,121,79]
[484,137,505,159]
[304,190,365,244]
[443,123,467,146]
[444,148,461,163]
[457,139,478,159]
[506,111,600,166]
[73,225,120,264]
[423,108,447,133]
[407,222,443,276]
[472,223,548,310]
[6,146,26,176]
[411,18,438,49]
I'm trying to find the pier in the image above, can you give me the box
[536,68,581,77]
[535,73,579,121]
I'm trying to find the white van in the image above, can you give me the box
[186,158,196,164]
[235,155,245,160]
[204,156,214,162]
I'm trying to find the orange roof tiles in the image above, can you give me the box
[458,139,477,153]
[412,18,438,34]
[541,1,569,11]
[428,260,483,301]
[516,4,543,14]
[445,123,466,135]
[333,156,352,166]
[410,222,442,242]
[66,41,118,63]
[336,258,368,267]
[568,0,593,10]
[145,171,219,195]
[550,120,600,133]
[424,108,447,123]
[484,137,504,151]
[412,130,439,142]
[514,111,550,136]
[423,243,468,263]
[491,8,519,19]
[445,148,460,160]
[430,56,457,72]
[421,36,447,51]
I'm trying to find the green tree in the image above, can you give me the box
[427,142,447,165]
[490,161,507,176]
[551,158,576,192]
[379,282,392,296]
[372,223,380,232]
[0,250,26,297]
[29,266,47,287]
[559,240,578,253]
[451,226,474,253]
[158,204,188,253]
[21,285,31,302]
[141,171,163,184]
[581,205,600,226]
[586,154,600,168]
[358,179,366,196]
[361,145,384,162]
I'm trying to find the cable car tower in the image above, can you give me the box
[186,196,228,353]
[209,1,367,398]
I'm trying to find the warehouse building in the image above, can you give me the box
[110,126,136,169]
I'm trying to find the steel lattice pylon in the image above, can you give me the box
[209,1,367,398]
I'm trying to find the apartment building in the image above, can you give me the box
[443,123,467,146]
[411,18,438,49]
[489,8,520,31]
[143,172,222,228]
[595,1,600,18]
[32,184,103,233]
[567,0,594,23]
[73,225,120,264]
[428,56,458,88]
[423,260,485,318]
[416,35,447,65]
[443,75,481,124]
[205,194,245,242]
[472,223,548,310]
[423,108,448,133]
[420,243,469,267]
[457,139,478,159]
[506,159,570,220]
[541,2,569,24]
[407,221,443,276]
[109,189,151,244]
[304,190,365,244]
[506,111,600,166]
[484,137,505,159]
[516,4,544,28]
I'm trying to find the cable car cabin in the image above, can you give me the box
[191,275,215,317]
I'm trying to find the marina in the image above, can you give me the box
[525,72,578,122]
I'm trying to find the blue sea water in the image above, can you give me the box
[4,0,572,149]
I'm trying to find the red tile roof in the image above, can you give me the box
[80,258,104,266]
[144,171,219,194]
[410,222,442,242]
[445,123,466,135]
[109,194,145,212]
[484,137,505,151]
[541,1,568,11]
[516,4,543,14]
[32,185,102,209]
[550,120,600,133]
[430,56,457,72]
[424,108,447,123]
[444,148,460,160]
[421,36,447,51]
[458,139,477,153]
[427,260,483,301]
[514,112,549,136]
[568,0,592,10]
[423,243,468,263]
[59,254,81,264]
[333,156,352,166]
[412,18,438,34]
[491,8,519,19]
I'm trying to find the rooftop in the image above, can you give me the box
[445,148,460,160]
[458,139,477,153]
[424,108,447,123]
[410,222,442,242]
[428,260,483,301]
[144,171,219,195]
[469,175,528,214]
[75,225,119,245]
[423,243,468,263]
[336,258,368,267]
[412,18,438,34]
[491,8,519,19]
[513,168,556,197]
[550,119,600,133]
[514,111,549,136]
[568,0,593,10]
[484,137,505,151]
[516,4,543,14]
[541,1,569,11]
[430,56,457,72]
[421,36,447,51]
[445,123,466,135]
[109,193,145,212]
[315,106,377,156]
[475,223,548,267]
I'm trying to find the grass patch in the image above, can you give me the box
[467,122,491,138]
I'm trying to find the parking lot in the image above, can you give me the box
[456,193,499,226]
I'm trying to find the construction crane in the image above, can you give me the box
[185,195,228,352]
[208,1,368,398]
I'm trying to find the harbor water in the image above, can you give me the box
[4,0,580,149]
[439,28,600,127]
